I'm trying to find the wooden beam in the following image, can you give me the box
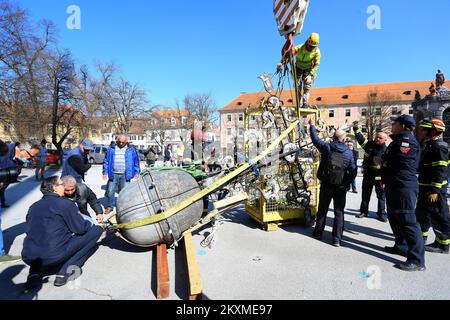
[156,243,170,299]
[183,232,203,300]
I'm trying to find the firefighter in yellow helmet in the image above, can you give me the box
[277,33,321,107]
[416,118,450,254]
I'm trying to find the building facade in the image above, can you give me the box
[219,81,432,151]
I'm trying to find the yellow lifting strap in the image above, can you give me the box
[112,120,301,231]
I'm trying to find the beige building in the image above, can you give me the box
[219,80,432,152]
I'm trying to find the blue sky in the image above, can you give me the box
[19,0,450,109]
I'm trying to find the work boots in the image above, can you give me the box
[424,242,449,254]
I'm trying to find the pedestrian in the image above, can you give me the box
[309,118,357,247]
[177,142,185,166]
[415,118,450,254]
[35,139,47,181]
[61,175,104,224]
[144,145,157,167]
[61,139,94,183]
[103,135,140,215]
[346,142,359,194]
[353,124,388,222]
[378,114,425,271]
[164,144,172,166]
[22,176,103,289]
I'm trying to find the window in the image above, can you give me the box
[391,107,398,115]
[329,110,335,118]
[239,114,244,122]
[345,109,351,117]
[181,117,187,126]
[376,108,382,116]
[409,107,414,115]
[171,117,177,127]
[227,128,232,136]
[251,115,256,121]
[3,124,12,133]
[227,115,232,122]
[361,108,367,117]
[239,128,244,136]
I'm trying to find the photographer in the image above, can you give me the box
[0,140,17,209]
[0,140,21,263]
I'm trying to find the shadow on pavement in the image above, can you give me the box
[2,222,26,255]
[98,233,152,253]
[1,167,60,209]
[0,264,42,300]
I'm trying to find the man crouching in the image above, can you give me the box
[22,177,103,289]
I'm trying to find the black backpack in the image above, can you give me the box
[324,149,345,185]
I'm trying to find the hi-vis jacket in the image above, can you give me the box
[294,43,321,78]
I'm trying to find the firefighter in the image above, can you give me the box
[277,33,321,107]
[415,118,450,254]
[352,123,388,222]
[377,114,425,271]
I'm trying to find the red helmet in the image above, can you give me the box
[419,118,446,133]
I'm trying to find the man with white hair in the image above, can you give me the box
[103,135,140,215]
[309,119,357,247]
[61,176,104,223]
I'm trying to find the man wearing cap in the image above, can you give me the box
[61,139,94,184]
[416,118,450,254]
[376,114,425,271]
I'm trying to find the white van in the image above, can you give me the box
[88,145,108,164]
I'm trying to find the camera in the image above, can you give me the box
[0,167,19,184]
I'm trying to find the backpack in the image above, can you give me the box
[324,149,345,185]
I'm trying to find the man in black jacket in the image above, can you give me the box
[61,139,94,183]
[309,118,358,247]
[353,123,388,222]
[22,176,103,289]
[61,175,104,223]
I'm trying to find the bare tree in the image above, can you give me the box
[44,49,83,152]
[361,90,398,140]
[0,1,55,139]
[183,93,218,127]
[96,63,151,133]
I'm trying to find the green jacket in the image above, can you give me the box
[294,43,321,78]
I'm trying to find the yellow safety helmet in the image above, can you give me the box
[307,33,320,47]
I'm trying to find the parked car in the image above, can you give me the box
[26,149,61,168]
[88,145,108,164]
[46,149,61,165]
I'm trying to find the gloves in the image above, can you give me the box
[352,121,360,132]
[427,193,439,203]
[277,63,283,72]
